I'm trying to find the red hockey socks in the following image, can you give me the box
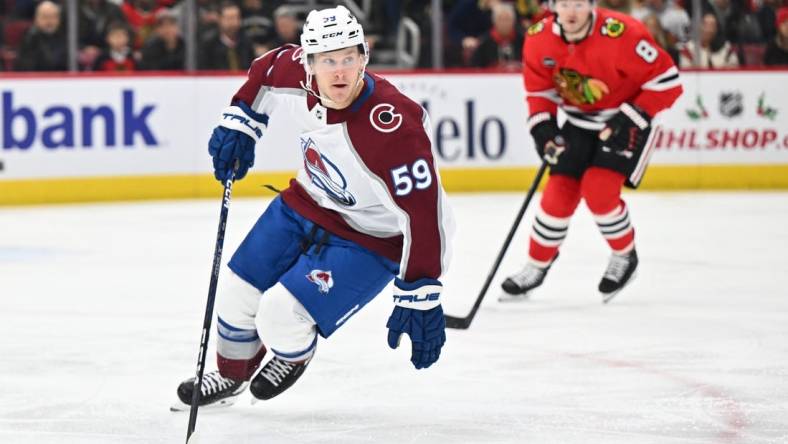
[581,167,635,254]
[528,175,581,266]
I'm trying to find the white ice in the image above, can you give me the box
[1,192,787,444]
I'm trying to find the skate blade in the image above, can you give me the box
[169,396,240,412]
[601,272,637,304]
[498,291,532,303]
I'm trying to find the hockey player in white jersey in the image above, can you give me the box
[174,5,454,409]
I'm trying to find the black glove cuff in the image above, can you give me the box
[530,118,560,156]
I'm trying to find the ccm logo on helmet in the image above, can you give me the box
[323,31,344,38]
[369,103,402,133]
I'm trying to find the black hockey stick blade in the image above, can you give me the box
[444,314,472,330]
[443,163,548,330]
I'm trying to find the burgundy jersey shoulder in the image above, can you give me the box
[233,44,306,105]
[347,72,432,164]
[265,45,309,89]
[247,44,307,89]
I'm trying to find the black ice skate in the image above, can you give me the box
[249,356,310,401]
[171,370,248,411]
[500,254,558,300]
[599,249,639,303]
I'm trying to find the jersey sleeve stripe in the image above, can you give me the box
[641,66,682,92]
[526,89,562,103]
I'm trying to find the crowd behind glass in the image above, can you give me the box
[0,0,786,72]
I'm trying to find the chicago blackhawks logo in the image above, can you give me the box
[528,21,545,36]
[302,138,357,206]
[306,269,334,294]
[553,68,610,106]
[369,103,403,133]
[600,18,625,38]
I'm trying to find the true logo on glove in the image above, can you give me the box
[222,113,263,138]
[393,292,439,304]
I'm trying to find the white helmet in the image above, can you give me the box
[298,5,369,101]
[300,5,366,56]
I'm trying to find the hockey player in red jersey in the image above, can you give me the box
[500,0,682,301]
[173,6,454,410]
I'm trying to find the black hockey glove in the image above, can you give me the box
[530,116,566,165]
[599,103,651,159]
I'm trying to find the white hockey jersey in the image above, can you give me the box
[231,45,454,283]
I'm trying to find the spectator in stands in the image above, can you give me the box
[15,0,69,71]
[679,12,740,68]
[92,21,136,71]
[269,5,300,47]
[241,0,279,24]
[514,0,551,28]
[599,0,633,14]
[643,13,680,63]
[447,0,501,66]
[139,8,184,70]
[704,0,762,44]
[469,2,524,69]
[78,0,127,70]
[764,7,788,65]
[756,0,781,42]
[79,0,127,48]
[632,0,690,42]
[121,0,164,49]
[0,22,4,71]
[241,0,275,44]
[196,0,220,34]
[199,1,253,70]
[11,0,39,20]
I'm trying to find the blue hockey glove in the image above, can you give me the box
[386,278,446,370]
[208,101,268,181]
[599,103,651,158]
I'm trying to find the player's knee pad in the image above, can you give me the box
[541,174,581,217]
[216,269,263,331]
[256,283,318,362]
[581,167,626,215]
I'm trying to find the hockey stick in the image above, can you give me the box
[186,164,238,444]
[444,162,548,330]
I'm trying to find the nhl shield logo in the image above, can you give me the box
[719,91,743,118]
[306,269,334,294]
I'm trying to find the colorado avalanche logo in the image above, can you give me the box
[302,138,357,206]
[369,103,403,133]
[306,269,334,294]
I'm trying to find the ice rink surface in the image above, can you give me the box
[1,191,787,444]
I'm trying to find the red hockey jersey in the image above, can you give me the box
[522,8,682,131]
